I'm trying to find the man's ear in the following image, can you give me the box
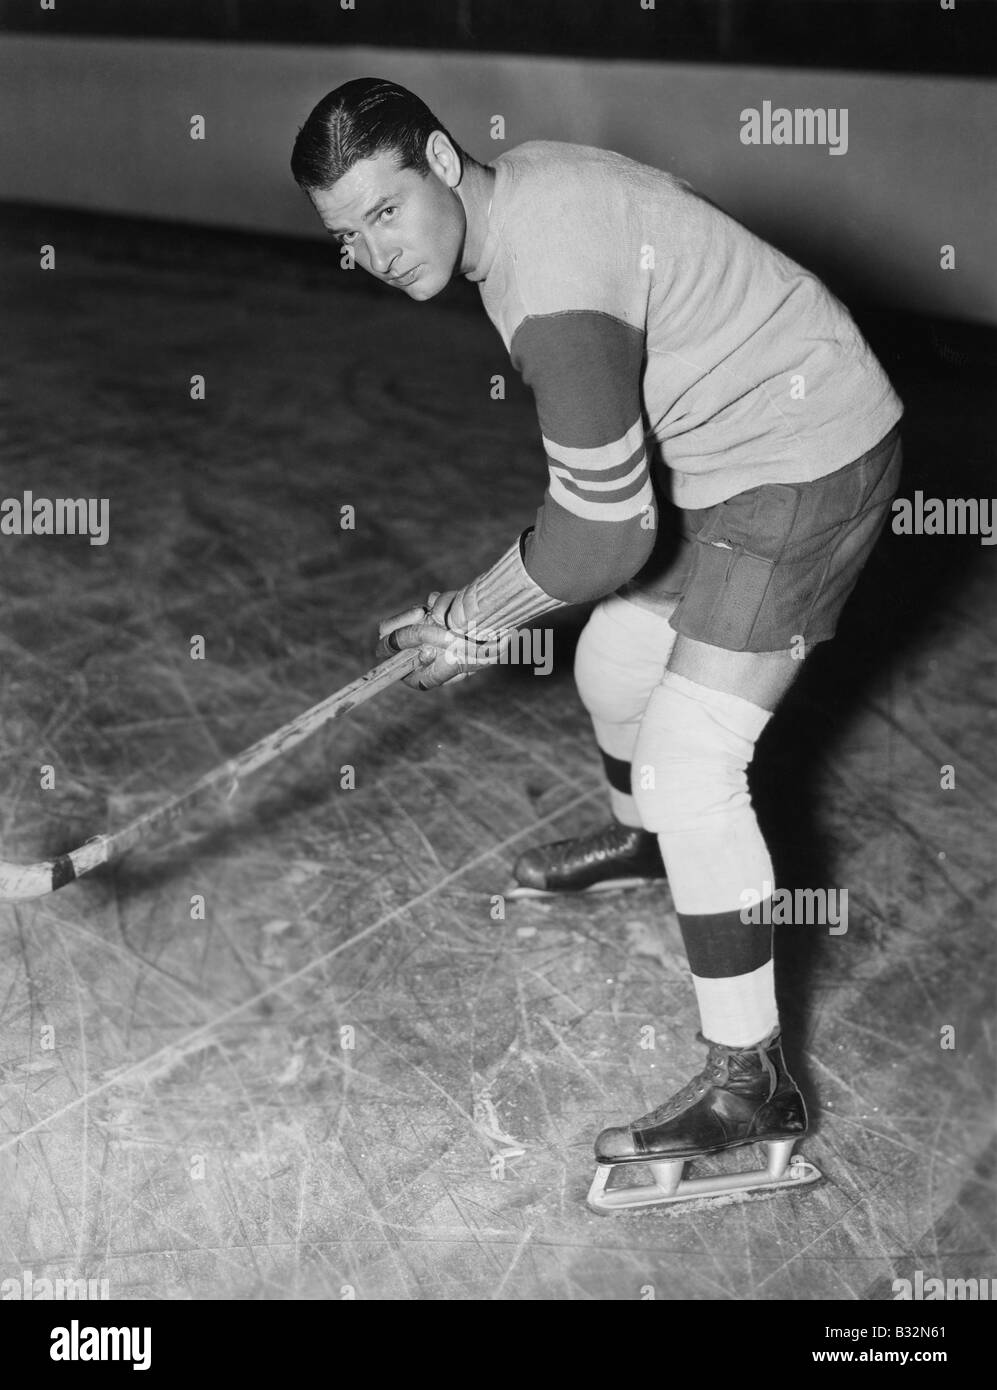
[426,130,462,188]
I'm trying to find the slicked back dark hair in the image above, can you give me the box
[291,77,466,193]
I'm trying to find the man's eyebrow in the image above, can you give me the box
[329,194,400,236]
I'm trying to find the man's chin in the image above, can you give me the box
[405,273,445,301]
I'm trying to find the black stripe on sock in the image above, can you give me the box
[599,749,632,795]
[678,908,772,979]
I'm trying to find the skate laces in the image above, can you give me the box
[635,1069,713,1127]
[633,1031,780,1128]
[703,1033,779,1101]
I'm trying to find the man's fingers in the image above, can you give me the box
[375,620,457,663]
[374,601,506,689]
[407,662,452,691]
[404,621,455,651]
[377,605,429,639]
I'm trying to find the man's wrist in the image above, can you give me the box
[456,532,564,640]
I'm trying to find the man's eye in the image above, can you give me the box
[339,231,358,245]
[378,206,398,223]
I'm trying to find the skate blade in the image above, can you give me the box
[506,876,659,901]
[586,1149,822,1214]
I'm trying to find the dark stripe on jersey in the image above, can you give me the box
[555,468,648,507]
[524,502,654,600]
[510,310,646,449]
[551,441,646,487]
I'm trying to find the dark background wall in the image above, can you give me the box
[1,0,993,74]
[0,2,993,323]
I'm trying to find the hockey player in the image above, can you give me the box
[291,79,903,1208]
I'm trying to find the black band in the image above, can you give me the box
[599,749,633,796]
[678,908,773,979]
[51,853,77,890]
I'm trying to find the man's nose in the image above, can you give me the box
[367,236,399,277]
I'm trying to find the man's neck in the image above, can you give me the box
[458,159,497,276]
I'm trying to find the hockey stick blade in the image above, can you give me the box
[0,648,421,902]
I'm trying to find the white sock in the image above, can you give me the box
[692,961,778,1047]
[633,671,780,1047]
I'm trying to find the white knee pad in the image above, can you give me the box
[574,596,678,761]
[632,671,773,914]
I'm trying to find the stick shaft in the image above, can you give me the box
[0,649,420,901]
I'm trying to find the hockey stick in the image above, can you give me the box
[0,648,420,902]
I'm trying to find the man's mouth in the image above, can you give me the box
[389,265,422,286]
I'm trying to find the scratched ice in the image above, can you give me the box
[0,213,993,1300]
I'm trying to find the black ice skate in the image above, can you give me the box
[509,820,666,899]
[587,1028,821,1212]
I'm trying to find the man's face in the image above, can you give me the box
[310,146,466,300]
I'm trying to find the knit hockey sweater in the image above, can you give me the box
[465,141,903,609]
